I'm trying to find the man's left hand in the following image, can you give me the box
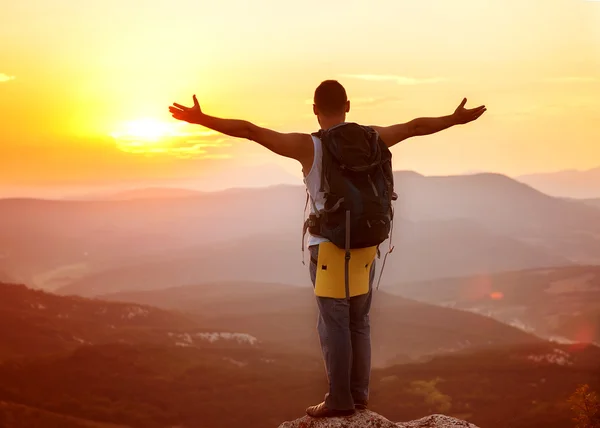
[453,98,487,125]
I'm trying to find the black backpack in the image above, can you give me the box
[305,122,396,251]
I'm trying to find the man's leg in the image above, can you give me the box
[349,262,375,408]
[315,295,354,410]
[308,245,355,414]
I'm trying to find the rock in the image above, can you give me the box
[397,414,480,428]
[277,410,480,428]
[277,410,397,428]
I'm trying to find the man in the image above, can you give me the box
[169,80,486,418]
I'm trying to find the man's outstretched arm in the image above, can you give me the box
[169,95,312,164]
[372,98,486,148]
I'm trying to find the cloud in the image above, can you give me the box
[340,74,445,85]
[0,73,15,83]
[543,77,598,84]
[113,131,233,159]
[0,133,240,190]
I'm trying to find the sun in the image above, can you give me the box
[111,118,179,143]
[109,118,226,158]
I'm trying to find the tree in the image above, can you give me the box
[407,378,452,414]
[569,384,600,428]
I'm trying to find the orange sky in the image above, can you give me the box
[1,0,599,194]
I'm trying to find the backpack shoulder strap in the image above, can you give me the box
[311,130,332,194]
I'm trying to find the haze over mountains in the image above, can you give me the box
[517,167,600,199]
[0,163,303,200]
[582,198,600,210]
[3,171,600,298]
[97,280,543,367]
[0,281,540,367]
[386,265,600,345]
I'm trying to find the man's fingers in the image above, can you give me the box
[170,108,187,117]
[172,103,190,111]
[461,108,486,123]
[193,95,199,108]
[458,98,467,109]
[471,109,486,121]
[465,106,486,116]
[169,107,189,115]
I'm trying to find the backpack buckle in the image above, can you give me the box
[307,214,321,235]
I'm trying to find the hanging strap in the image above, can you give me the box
[301,191,310,265]
[344,210,351,300]
[376,205,395,290]
[302,190,322,265]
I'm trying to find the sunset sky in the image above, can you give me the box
[1,0,599,195]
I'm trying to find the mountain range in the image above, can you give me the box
[3,171,600,297]
[2,169,600,427]
[385,264,600,345]
[582,198,600,209]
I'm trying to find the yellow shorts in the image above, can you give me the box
[314,242,377,299]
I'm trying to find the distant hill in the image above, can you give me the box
[66,163,303,200]
[0,270,13,283]
[0,185,304,290]
[1,279,543,368]
[516,167,600,199]
[76,187,205,201]
[0,282,257,361]
[56,218,569,297]
[583,198,600,209]
[4,171,600,293]
[99,280,543,367]
[393,172,600,264]
[385,265,600,344]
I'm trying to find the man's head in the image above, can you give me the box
[313,80,350,129]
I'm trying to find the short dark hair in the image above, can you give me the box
[314,80,347,116]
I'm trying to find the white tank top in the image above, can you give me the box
[303,135,329,247]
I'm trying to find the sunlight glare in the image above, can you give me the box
[490,291,504,300]
[111,118,178,143]
[109,118,228,159]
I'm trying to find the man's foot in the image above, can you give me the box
[354,400,368,410]
[305,402,355,418]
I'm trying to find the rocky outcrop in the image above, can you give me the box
[396,414,480,428]
[278,410,480,428]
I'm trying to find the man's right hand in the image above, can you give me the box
[167,94,313,168]
[169,95,204,124]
